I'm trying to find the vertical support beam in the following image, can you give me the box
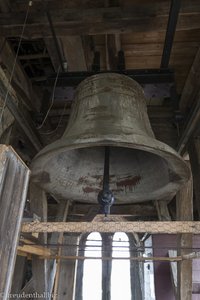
[61,36,87,71]
[0,67,43,152]
[101,233,113,300]
[29,183,48,297]
[160,0,181,68]
[56,234,79,300]
[176,174,193,300]
[106,35,121,70]
[0,145,30,300]
[44,38,60,72]
[20,278,35,297]
[179,47,200,113]
[82,36,94,71]
[11,256,27,294]
[154,200,174,298]
[128,234,143,300]
[188,137,200,218]
[74,234,89,300]
[0,38,41,111]
[47,200,70,297]
[155,200,171,221]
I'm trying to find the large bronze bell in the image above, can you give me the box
[31,73,190,204]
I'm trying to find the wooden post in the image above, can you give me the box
[155,200,171,221]
[56,233,79,300]
[101,233,113,300]
[128,234,143,300]
[176,173,193,300]
[47,201,70,297]
[11,256,27,294]
[74,234,89,300]
[60,36,87,71]
[29,183,48,297]
[0,145,30,300]
[0,67,42,152]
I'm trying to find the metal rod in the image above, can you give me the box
[161,0,181,68]
[103,146,110,191]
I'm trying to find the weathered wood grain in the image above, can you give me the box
[0,145,30,300]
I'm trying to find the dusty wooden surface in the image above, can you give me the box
[0,145,30,300]
[21,220,200,234]
[176,175,193,300]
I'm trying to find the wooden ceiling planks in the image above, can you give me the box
[1,0,199,99]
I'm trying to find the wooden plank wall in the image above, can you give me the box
[0,145,30,300]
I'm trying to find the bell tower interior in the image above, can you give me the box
[0,0,200,299]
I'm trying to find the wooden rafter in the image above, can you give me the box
[0,67,42,152]
[0,38,41,111]
[60,36,87,71]
[0,0,10,13]
[0,6,200,38]
[179,47,200,113]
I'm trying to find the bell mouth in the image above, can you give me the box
[31,138,190,204]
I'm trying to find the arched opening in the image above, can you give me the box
[82,232,102,300]
[111,232,131,300]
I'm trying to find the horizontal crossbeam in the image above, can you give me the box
[44,69,174,86]
[22,221,200,234]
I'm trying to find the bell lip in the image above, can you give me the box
[31,134,191,185]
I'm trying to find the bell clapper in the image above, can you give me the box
[98,146,115,217]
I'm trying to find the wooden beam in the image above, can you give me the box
[18,242,52,257]
[106,34,121,70]
[177,47,200,154]
[0,0,10,13]
[70,203,157,218]
[29,183,49,295]
[154,202,173,299]
[19,278,35,296]
[0,38,41,111]
[176,174,193,300]
[179,47,200,113]
[28,255,186,262]
[9,0,200,14]
[128,234,143,300]
[11,256,26,294]
[155,200,171,221]
[0,66,43,152]
[0,145,30,300]
[84,206,100,221]
[22,220,200,234]
[44,38,60,72]
[189,137,200,218]
[74,233,88,300]
[56,234,79,300]
[177,89,200,155]
[50,201,70,299]
[82,36,94,71]
[0,6,200,37]
[60,36,87,71]
[101,233,113,300]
